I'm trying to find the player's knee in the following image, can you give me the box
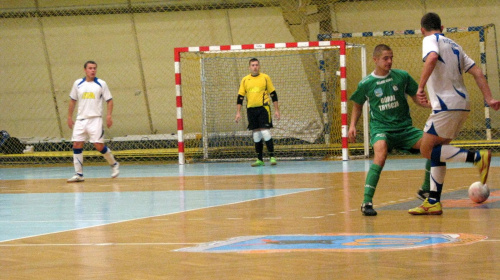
[93,142,104,151]
[420,146,432,159]
[261,129,272,141]
[373,153,387,167]
[73,142,84,149]
[253,131,263,143]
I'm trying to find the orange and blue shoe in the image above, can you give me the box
[408,198,442,215]
[474,150,491,185]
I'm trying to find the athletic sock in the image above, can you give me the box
[100,146,117,165]
[255,141,264,161]
[265,139,274,158]
[421,159,431,192]
[429,161,446,203]
[432,145,470,163]
[73,148,83,175]
[363,164,382,203]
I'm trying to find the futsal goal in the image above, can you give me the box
[174,41,368,164]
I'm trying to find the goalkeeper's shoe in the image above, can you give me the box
[361,202,377,216]
[67,174,84,183]
[408,198,442,215]
[270,157,277,166]
[251,160,265,167]
[474,150,491,184]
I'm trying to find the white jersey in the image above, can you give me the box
[69,77,112,120]
[422,33,475,112]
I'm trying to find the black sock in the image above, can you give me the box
[466,151,476,163]
[265,139,274,157]
[429,191,441,203]
[255,141,263,161]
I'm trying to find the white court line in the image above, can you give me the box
[0,242,202,247]
[0,188,324,244]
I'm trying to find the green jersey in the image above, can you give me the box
[350,69,418,131]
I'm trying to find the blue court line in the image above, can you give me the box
[2,158,497,180]
[0,188,319,242]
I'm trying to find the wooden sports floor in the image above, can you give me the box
[1,158,499,279]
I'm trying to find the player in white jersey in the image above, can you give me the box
[409,13,500,215]
[67,61,119,182]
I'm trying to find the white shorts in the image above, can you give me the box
[423,111,469,139]
[72,117,105,143]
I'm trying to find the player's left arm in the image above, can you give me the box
[270,91,280,121]
[467,65,500,111]
[106,99,114,128]
[266,75,280,120]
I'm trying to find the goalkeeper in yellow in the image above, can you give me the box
[235,58,280,167]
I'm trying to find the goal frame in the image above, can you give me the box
[174,40,367,165]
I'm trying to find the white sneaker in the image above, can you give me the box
[67,174,84,183]
[111,162,120,178]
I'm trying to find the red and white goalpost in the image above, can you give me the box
[174,40,367,164]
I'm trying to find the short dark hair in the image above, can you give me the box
[249,58,259,65]
[373,44,392,57]
[421,12,441,31]
[84,60,97,69]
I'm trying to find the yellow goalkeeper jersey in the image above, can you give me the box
[238,73,275,108]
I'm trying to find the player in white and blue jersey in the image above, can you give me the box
[409,13,500,215]
[67,61,119,182]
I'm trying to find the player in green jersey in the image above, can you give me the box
[348,44,431,216]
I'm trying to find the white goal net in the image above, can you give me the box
[175,41,367,164]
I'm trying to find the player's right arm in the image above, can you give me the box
[418,51,438,96]
[348,102,363,143]
[235,78,246,123]
[348,80,367,143]
[67,99,77,129]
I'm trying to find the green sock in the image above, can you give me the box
[364,164,382,203]
[421,159,431,192]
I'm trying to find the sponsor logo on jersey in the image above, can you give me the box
[82,92,96,99]
[393,85,398,91]
[374,87,383,98]
[379,94,399,111]
[376,77,393,85]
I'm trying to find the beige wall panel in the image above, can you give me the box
[333,0,424,33]
[41,14,150,138]
[38,0,127,8]
[0,18,60,138]
[228,7,294,45]
[133,9,231,134]
[0,0,35,9]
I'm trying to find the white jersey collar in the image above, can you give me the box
[371,70,391,79]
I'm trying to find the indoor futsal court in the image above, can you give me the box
[1,158,499,279]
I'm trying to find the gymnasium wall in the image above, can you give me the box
[0,0,499,140]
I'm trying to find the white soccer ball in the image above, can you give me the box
[468,181,490,203]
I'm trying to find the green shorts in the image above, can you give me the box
[370,127,423,152]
